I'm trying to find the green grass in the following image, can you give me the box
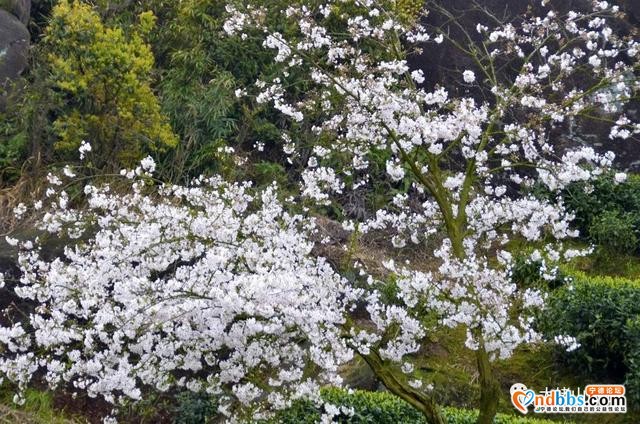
[569,250,640,278]
[0,387,79,423]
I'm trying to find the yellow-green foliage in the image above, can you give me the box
[566,270,640,288]
[44,0,177,166]
[394,0,424,23]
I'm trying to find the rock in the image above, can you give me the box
[340,358,379,391]
[412,0,594,93]
[0,0,31,24]
[411,0,640,170]
[0,8,29,111]
[311,216,350,243]
[624,0,640,22]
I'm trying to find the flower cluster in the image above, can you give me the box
[0,169,359,422]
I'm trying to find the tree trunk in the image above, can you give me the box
[361,350,447,424]
[476,346,500,424]
[450,236,500,424]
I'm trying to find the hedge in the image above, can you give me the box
[541,271,640,407]
[562,173,640,253]
[269,388,565,423]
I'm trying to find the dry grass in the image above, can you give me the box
[0,404,37,424]
[0,399,81,424]
[0,166,47,235]
[312,215,444,279]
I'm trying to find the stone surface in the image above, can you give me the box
[410,0,640,171]
[0,0,31,24]
[0,8,29,111]
[624,0,640,22]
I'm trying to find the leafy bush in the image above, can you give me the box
[271,388,562,423]
[251,161,289,188]
[151,0,295,181]
[0,115,27,182]
[43,0,177,168]
[394,0,424,23]
[563,174,640,253]
[588,210,637,254]
[510,255,567,290]
[541,272,640,404]
[625,317,640,408]
[174,391,217,424]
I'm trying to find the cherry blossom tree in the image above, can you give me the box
[222,0,638,423]
[0,162,360,422]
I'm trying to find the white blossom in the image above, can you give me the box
[79,140,92,160]
[462,70,476,83]
[0,172,359,421]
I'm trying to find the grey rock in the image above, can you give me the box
[0,0,31,25]
[340,358,379,391]
[624,0,640,22]
[0,9,29,110]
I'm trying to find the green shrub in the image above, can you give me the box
[0,117,27,182]
[540,272,640,405]
[588,210,637,254]
[624,316,640,407]
[152,0,299,181]
[252,161,289,188]
[563,174,640,253]
[510,255,567,290]
[441,407,561,424]
[42,0,177,168]
[270,388,562,423]
[173,391,217,424]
